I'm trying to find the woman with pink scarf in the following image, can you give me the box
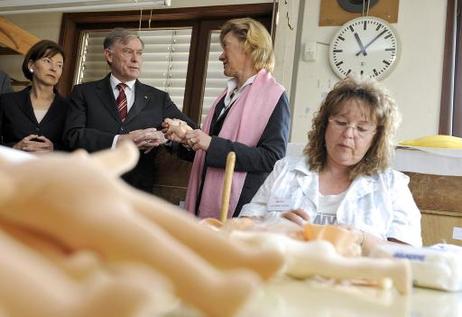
[163,18,290,219]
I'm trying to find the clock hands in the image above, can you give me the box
[355,29,387,56]
[354,32,367,56]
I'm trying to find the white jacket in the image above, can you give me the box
[241,156,422,247]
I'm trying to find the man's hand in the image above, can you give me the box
[184,129,211,152]
[117,128,166,153]
[14,134,54,153]
[281,209,310,226]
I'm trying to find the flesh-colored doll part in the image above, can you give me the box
[0,228,175,317]
[200,217,256,232]
[303,224,362,257]
[230,230,412,295]
[164,118,193,141]
[0,143,285,317]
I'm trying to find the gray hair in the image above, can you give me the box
[103,28,144,49]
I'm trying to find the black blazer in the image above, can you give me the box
[0,86,68,150]
[64,74,194,192]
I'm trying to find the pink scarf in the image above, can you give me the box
[185,69,284,219]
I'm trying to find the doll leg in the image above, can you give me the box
[131,191,285,280]
[231,231,412,295]
[13,201,260,317]
[285,240,412,295]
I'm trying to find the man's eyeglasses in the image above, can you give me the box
[328,117,376,138]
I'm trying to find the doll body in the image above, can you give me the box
[0,143,285,317]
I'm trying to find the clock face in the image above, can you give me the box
[329,16,399,80]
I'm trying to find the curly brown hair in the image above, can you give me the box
[304,76,400,179]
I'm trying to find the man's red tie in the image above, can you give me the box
[116,83,128,122]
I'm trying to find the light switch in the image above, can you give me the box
[303,41,317,62]
[453,227,462,240]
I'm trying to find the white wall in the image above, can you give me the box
[0,0,448,143]
[291,0,447,143]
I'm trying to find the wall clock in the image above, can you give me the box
[328,16,399,80]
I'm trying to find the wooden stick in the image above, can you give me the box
[220,151,236,223]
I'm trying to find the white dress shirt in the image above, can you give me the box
[218,74,257,119]
[110,74,136,112]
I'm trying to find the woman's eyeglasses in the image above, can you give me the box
[328,117,376,138]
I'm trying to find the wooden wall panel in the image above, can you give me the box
[421,211,462,246]
[406,172,462,246]
[319,0,399,26]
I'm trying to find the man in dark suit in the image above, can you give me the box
[64,28,194,192]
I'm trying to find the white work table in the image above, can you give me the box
[167,277,462,317]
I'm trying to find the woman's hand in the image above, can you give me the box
[162,118,192,143]
[281,209,310,226]
[185,129,211,151]
[14,135,54,153]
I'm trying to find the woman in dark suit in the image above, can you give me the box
[0,40,67,152]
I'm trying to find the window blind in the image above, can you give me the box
[75,28,192,111]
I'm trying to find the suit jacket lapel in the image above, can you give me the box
[95,75,120,122]
[18,87,38,125]
[125,80,149,124]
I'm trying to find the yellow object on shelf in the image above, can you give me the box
[399,135,462,149]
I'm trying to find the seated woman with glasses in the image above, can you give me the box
[0,40,67,153]
[240,76,422,254]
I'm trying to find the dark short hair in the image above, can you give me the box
[103,27,144,50]
[304,75,401,179]
[22,40,65,81]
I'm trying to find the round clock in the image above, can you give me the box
[328,16,399,80]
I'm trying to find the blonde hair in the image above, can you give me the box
[304,75,401,179]
[220,18,275,72]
